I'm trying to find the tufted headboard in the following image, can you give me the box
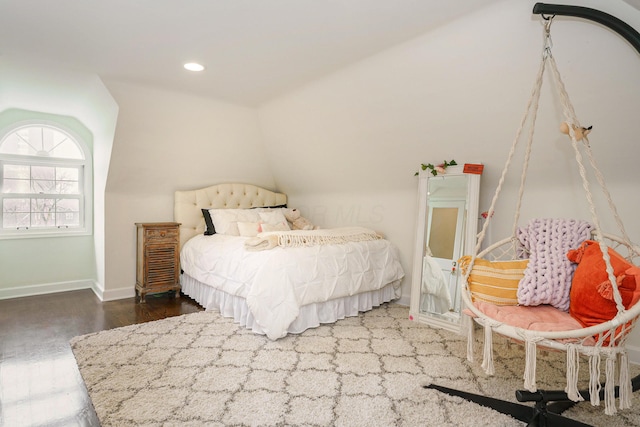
[174,183,287,249]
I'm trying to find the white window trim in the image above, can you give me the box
[0,120,93,239]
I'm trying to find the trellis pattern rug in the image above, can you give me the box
[70,304,640,426]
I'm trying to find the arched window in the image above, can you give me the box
[0,123,92,238]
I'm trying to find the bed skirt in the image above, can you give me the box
[180,273,401,337]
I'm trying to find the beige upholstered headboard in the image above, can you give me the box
[174,183,287,249]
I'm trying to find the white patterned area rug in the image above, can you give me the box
[70,304,640,427]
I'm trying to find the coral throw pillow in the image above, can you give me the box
[459,256,529,306]
[568,240,640,329]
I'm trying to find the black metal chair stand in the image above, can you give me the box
[424,374,640,427]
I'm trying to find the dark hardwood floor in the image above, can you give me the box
[0,289,203,427]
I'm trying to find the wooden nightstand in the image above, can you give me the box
[135,222,181,303]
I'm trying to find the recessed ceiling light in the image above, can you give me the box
[184,62,205,72]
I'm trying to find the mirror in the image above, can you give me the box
[410,165,481,333]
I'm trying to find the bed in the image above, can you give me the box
[174,183,405,339]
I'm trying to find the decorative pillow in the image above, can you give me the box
[209,209,261,236]
[568,240,640,329]
[459,256,528,306]
[261,223,290,233]
[259,210,290,230]
[516,218,593,311]
[237,221,262,237]
[201,209,216,235]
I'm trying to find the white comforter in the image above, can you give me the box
[180,233,405,339]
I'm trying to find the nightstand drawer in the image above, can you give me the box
[145,227,179,241]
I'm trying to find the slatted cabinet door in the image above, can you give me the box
[135,222,181,302]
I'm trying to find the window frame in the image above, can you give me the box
[0,121,93,239]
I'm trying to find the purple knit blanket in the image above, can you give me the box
[516,218,593,311]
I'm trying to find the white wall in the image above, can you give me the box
[259,0,640,353]
[101,81,275,299]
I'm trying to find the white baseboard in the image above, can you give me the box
[97,285,135,302]
[0,279,95,300]
[0,280,134,302]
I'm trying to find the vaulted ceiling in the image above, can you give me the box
[0,0,500,107]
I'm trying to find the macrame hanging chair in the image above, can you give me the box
[425,9,640,427]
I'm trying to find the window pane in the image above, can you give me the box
[31,180,56,193]
[56,212,79,227]
[0,131,33,155]
[31,198,56,212]
[56,181,79,194]
[3,178,30,193]
[56,167,78,181]
[31,166,55,180]
[55,167,79,194]
[31,198,56,227]
[3,198,30,212]
[56,199,79,227]
[2,212,30,228]
[30,166,55,193]
[56,198,79,212]
[31,212,55,227]
[4,165,29,179]
[0,127,83,159]
[2,199,30,228]
[46,131,82,159]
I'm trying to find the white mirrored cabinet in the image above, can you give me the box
[410,165,481,333]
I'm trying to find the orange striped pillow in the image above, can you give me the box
[459,256,528,306]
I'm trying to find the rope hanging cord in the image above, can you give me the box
[464,17,632,321]
[459,16,640,415]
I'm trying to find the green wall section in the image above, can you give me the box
[0,235,96,287]
[0,108,97,292]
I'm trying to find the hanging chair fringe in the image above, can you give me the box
[466,314,475,363]
[588,351,602,406]
[619,351,632,410]
[605,353,617,415]
[523,338,541,392]
[565,344,584,402]
[481,322,495,375]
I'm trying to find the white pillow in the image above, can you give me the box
[261,223,290,232]
[237,221,262,237]
[209,209,261,236]
[259,210,290,230]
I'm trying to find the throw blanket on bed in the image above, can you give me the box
[516,218,593,311]
[245,227,382,251]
